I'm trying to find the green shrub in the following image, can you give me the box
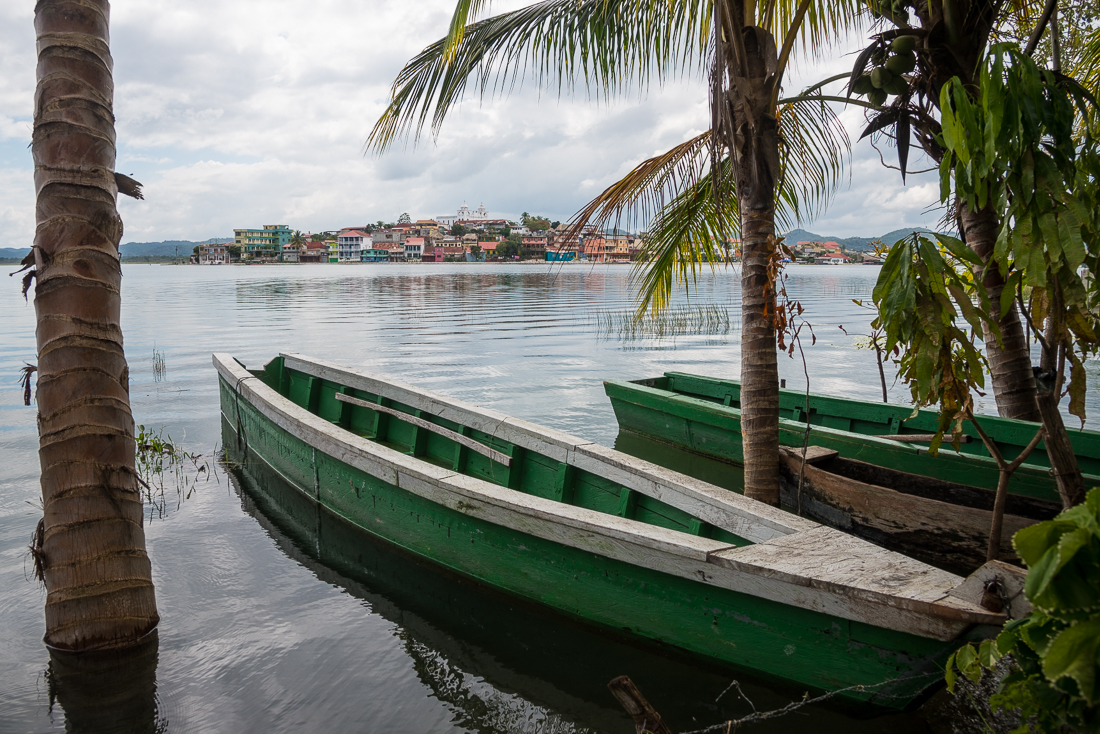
[946,488,1100,732]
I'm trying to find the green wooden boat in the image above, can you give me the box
[604,372,1100,504]
[216,353,1020,710]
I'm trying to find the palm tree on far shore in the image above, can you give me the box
[369,0,861,504]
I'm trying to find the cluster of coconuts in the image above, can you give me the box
[851,35,917,107]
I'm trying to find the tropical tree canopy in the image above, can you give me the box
[369,0,862,315]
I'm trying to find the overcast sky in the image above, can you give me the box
[0,1,948,248]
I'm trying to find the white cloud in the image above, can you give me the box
[0,1,946,249]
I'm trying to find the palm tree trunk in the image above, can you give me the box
[959,205,1040,421]
[32,0,158,650]
[739,201,780,505]
[716,14,783,506]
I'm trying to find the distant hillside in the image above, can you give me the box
[1,238,231,262]
[0,247,30,261]
[120,238,230,258]
[784,227,942,251]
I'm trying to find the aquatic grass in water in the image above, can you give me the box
[151,346,167,382]
[591,304,735,343]
[135,424,219,519]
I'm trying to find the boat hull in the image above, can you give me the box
[218,373,964,709]
[604,377,1086,503]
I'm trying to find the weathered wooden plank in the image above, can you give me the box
[708,525,1002,628]
[947,559,1033,619]
[572,442,811,543]
[777,448,1053,572]
[789,446,839,464]
[872,433,972,444]
[336,392,511,467]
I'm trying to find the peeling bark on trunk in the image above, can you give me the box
[960,205,1040,421]
[32,0,158,651]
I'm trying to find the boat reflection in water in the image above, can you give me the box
[225,420,937,734]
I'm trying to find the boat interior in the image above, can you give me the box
[788,449,1061,521]
[631,372,1100,476]
[251,356,752,548]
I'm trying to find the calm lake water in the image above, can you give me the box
[1,262,1091,733]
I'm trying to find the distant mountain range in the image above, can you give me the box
[0,238,231,261]
[783,227,942,252]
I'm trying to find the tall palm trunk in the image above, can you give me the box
[959,205,1040,421]
[32,0,158,650]
[715,6,784,505]
[738,201,780,504]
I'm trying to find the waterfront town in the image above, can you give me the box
[195,204,882,266]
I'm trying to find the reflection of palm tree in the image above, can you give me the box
[368,0,857,504]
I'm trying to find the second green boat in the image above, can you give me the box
[604,372,1100,505]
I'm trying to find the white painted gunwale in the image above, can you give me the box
[215,353,1003,641]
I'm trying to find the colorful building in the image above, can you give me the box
[234,225,291,260]
[361,247,390,262]
[199,243,228,264]
[403,237,425,261]
[337,230,371,261]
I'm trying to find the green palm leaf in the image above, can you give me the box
[369,0,864,152]
[564,93,849,316]
[369,0,713,152]
[629,161,737,318]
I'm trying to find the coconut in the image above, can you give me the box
[884,76,909,96]
[886,52,916,75]
[868,88,888,107]
[891,35,918,54]
[871,67,894,89]
[852,74,874,95]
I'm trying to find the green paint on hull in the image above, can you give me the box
[604,374,1100,503]
[219,364,961,709]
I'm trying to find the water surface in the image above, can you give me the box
[1,262,1087,733]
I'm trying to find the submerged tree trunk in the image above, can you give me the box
[32,0,158,650]
[960,205,1040,421]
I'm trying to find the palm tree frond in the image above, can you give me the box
[563,93,849,317]
[568,130,712,236]
[368,0,713,152]
[443,0,493,61]
[1075,25,1100,101]
[629,162,738,319]
[766,0,866,59]
[774,93,851,229]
